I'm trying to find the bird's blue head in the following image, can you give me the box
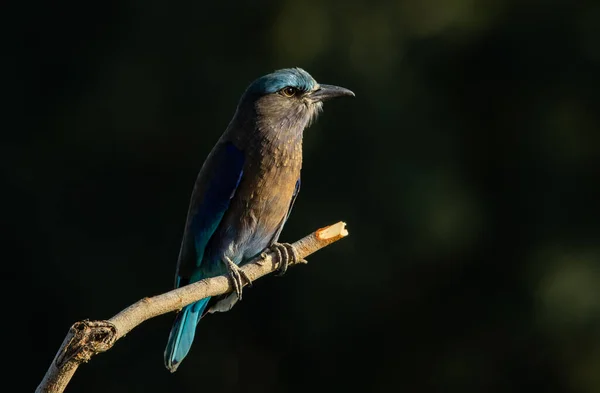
[246,68,317,96]
[237,68,354,135]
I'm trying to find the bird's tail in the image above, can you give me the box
[164,297,211,372]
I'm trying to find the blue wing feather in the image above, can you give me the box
[189,142,244,268]
[165,142,244,371]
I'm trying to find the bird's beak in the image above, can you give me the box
[310,84,355,102]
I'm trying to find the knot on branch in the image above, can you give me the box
[56,320,117,367]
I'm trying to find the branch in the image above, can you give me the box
[36,221,349,393]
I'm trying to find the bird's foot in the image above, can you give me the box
[224,256,252,301]
[261,242,307,276]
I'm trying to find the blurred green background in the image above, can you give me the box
[6,0,600,392]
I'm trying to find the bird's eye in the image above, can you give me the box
[281,86,298,97]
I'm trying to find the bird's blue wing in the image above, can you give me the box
[175,141,244,287]
[190,142,244,264]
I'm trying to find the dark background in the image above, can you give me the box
[6,0,600,392]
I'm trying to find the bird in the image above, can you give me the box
[164,67,354,372]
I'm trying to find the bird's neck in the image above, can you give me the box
[223,102,308,166]
[252,121,304,166]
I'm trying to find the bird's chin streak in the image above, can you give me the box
[305,101,323,128]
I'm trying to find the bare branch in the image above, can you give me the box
[36,221,349,393]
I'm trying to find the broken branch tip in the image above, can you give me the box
[316,221,349,240]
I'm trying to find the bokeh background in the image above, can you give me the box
[6,0,600,392]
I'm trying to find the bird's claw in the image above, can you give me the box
[224,256,252,301]
[268,242,306,276]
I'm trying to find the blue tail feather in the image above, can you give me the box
[164,297,211,372]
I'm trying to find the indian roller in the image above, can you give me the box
[164,67,354,372]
